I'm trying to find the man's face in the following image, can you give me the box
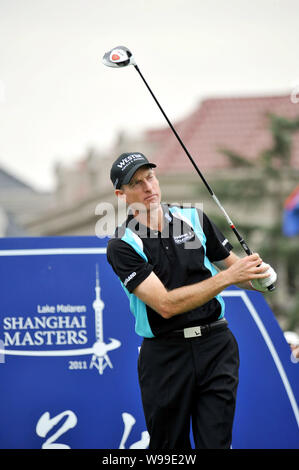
[116,166,161,212]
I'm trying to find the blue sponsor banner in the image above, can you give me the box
[223,288,299,449]
[0,237,298,449]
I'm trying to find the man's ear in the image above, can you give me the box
[115,189,126,201]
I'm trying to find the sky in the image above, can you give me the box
[1,0,299,191]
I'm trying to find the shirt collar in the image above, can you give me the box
[124,204,172,237]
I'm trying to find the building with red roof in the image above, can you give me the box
[25,93,299,238]
[145,94,299,173]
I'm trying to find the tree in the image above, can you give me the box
[210,113,299,331]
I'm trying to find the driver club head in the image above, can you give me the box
[102,46,136,68]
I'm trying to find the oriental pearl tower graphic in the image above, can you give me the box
[89,264,121,374]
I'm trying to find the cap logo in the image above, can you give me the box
[111,152,154,189]
[117,153,144,171]
[112,54,120,61]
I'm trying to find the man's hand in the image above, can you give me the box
[250,263,277,292]
[225,253,270,286]
[215,252,277,292]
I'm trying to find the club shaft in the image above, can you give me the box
[135,66,214,196]
[133,64,275,291]
[134,65,242,244]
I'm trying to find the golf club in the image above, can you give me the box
[102,46,275,291]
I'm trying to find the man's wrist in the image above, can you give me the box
[216,269,233,290]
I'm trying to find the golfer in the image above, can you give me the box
[107,152,277,449]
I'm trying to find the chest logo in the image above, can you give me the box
[173,231,195,245]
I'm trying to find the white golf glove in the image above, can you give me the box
[250,263,277,292]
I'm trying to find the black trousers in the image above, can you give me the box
[138,325,239,449]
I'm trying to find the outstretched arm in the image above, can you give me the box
[133,253,269,319]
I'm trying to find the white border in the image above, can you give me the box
[0,347,95,356]
[0,248,107,256]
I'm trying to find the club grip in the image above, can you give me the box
[230,226,276,292]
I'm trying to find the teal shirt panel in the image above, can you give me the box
[120,227,154,338]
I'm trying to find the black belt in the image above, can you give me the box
[163,318,228,339]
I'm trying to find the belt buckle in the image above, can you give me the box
[183,326,202,338]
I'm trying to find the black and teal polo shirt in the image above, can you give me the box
[107,204,233,338]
